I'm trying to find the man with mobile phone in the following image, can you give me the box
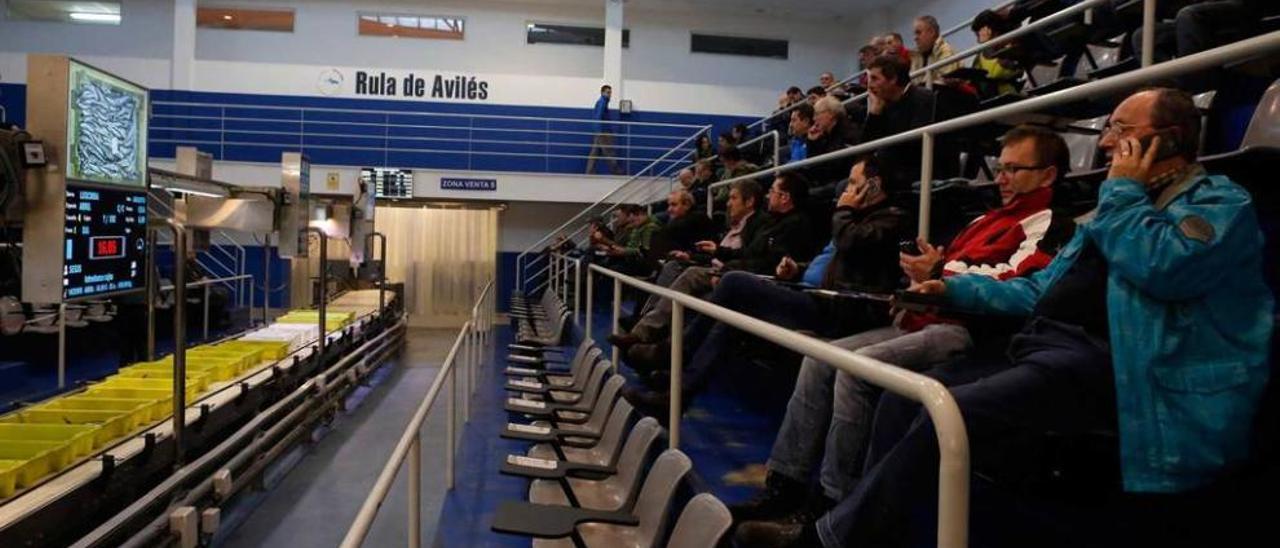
[751,88,1273,548]
[734,125,1076,536]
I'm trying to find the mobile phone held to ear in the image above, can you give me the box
[1138,129,1181,162]
[899,239,921,255]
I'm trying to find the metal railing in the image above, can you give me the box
[150,99,705,177]
[340,279,495,548]
[514,124,713,292]
[538,259,969,547]
[707,29,1280,232]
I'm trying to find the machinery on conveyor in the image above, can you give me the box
[0,55,406,547]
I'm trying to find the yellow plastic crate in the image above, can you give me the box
[114,367,214,389]
[0,440,75,483]
[2,409,135,444]
[0,424,98,458]
[128,356,244,382]
[187,349,260,372]
[92,377,203,401]
[0,460,22,498]
[216,340,290,360]
[42,396,158,428]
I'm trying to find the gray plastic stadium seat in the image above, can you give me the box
[532,450,692,548]
[529,417,662,509]
[1239,80,1280,149]
[525,375,626,437]
[529,398,635,465]
[666,493,733,548]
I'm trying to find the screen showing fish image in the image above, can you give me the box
[363,168,414,198]
[63,182,148,299]
[66,60,149,188]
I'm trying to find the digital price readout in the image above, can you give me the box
[364,168,413,199]
[63,183,147,299]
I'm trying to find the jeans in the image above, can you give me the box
[768,322,973,500]
[586,132,621,174]
[631,266,716,341]
[638,261,689,317]
[817,318,1116,548]
[678,272,825,394]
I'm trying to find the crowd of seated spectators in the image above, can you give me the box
[555,3,1279,545]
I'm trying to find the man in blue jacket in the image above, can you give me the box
[586,84,623,175]
[738,87,1274,547]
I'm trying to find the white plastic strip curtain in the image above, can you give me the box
[375,204,498,327]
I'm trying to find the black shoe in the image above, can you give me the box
[782,494,836,526]
[734,520,820,548]
[626,340,670,372]
[620,385,686,423]
[729,471,809,523]
[606,332,642,351]
[640,369,670,391]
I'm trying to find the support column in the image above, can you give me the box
[171,0,197,90]
[603,0,625,99]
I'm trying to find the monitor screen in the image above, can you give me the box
[66,60,149,188]
[62,182,148,299]
[364,167,413,199]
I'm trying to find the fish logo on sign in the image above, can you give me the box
[317,69,344,96]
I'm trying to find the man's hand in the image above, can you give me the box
[867,91,886,115]
[1107,136,1160,186]
[837,180,870,210]
[899,237,944,283]
[806,124,823,140]
[776,256,800,280]
[606,244,625,257]
[669,250,691,261]
[889,279,947,317]
[695,240,718,254]
[710,258,725,270]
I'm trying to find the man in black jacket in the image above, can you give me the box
[649,189,715,262]
[609,173,816,347]
[861,54,951,188]
[804,96,860,186]
[621,158,913,410]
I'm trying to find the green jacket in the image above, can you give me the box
[618,217,662,258]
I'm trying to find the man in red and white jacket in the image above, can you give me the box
[731,125,1076,530]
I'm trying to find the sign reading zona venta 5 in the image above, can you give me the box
[441,177,497,191]
[354,71,489,100]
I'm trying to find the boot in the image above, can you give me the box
[734,521,821,548]
[729,471,808,523]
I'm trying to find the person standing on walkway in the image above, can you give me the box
[587,84,624,175]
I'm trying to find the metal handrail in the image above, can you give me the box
[514,125,713,291]
[152,100,708,129]
[578,260,969,548]
[341,279,494,548]
[706,29,1280,227]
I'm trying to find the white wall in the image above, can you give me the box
[499,201,595,253]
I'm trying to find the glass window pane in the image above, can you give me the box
[197,6,295,32]
[358,12,464,40]
[527,23,629,48]
[690,33,787,59]
[6,0,122,25]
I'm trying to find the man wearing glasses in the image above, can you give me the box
[731,125,1076,532]
[742,88,1273,548]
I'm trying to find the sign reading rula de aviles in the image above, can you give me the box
[350,71,490,100]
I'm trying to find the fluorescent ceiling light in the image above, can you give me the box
[69,12,120,23]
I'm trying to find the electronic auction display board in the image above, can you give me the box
[22,55,152,303]
[62,183,148,299]
[364,168,413,199]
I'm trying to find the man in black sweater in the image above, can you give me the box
[609,173,816,347]
[649,189,715,261]
[861,54,946,188]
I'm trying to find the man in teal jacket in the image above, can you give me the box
[738,88,1274,548]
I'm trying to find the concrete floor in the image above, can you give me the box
[220,327,462,548]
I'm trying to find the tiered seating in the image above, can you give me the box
[491,296,732,547]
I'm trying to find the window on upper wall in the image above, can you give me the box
[358,13,465,40]
[527,23,629,48]
[197,6,295,32]
[5,0,122,25]
[691,33,788,59]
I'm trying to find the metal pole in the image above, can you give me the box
[161,220,189,466]
[586,269,594,341]
[409,436,421,548]
[611,278,621,371]
[365,232,387,315]
[919,132,935,241]
[262,233,271,325]
[669,301,682,449]
[146,231,157,360]
[573,259,581,326]
[462,327,471,422]
[203,284,210,341]
[1142,0,1156,67]
[57,303,66,389]
[445,355,456,490]
[306,228,328,360]
[516,255,525,294]
[248,275,255,328]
